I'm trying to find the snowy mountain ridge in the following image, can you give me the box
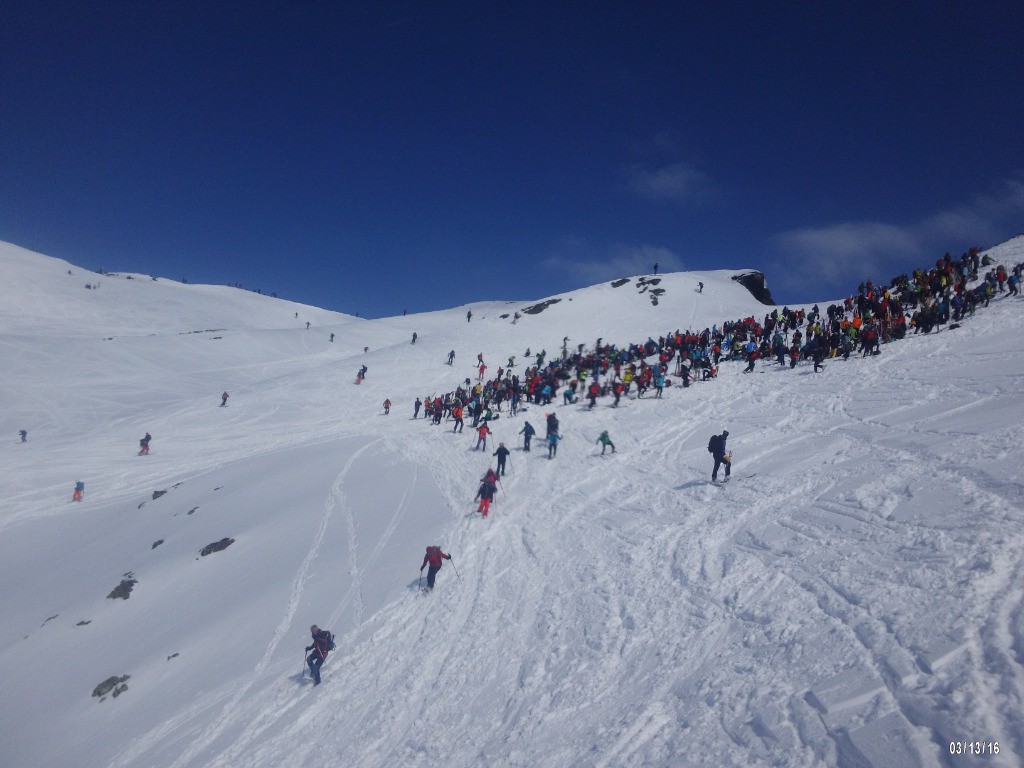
[1,238,1022,768]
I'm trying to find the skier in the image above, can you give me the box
[305,624,333,686]
[306,321,310,330]
[475,423,491,451]
[412,332,417,344]
[356,365,368,384]
[466,310,472,322]
[812,345,826,373]
[220,391,229,407]
[613,380,624,407]
[452,404,465,433]
[330,333,334,342]
[414,397,422,419]
[72,480,85,502]
[475,476,497,517]
[493,442,510,476]
[708,430,731,483]
[19,429,27,442]
[596,430,616,455]
[420,545,451,590]
[138,432,152,455]
[520,421,535,452]
[698,281,704,293]
[383,399,391,415]
[545,412,559,438]
[447,350,456,365]
[547,431,561,459]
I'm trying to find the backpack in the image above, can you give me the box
[325,631,336,652]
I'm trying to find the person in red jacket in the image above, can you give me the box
[305,624,333,685]
[420,545,452,590]
[475,423,491,451]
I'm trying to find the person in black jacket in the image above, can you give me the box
[493,442,510,476]
[305,624,333,685]
[709,430,731,482]
[519,421,535,452]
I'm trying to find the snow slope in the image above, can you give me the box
[1,238,1022,768]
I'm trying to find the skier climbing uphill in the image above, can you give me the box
[305,624,334,686]
[475,476,497,517]
[420,545,452,590]
[708,430,731,483]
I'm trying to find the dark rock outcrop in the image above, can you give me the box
[732,271,774,305]
[200,538,235,556]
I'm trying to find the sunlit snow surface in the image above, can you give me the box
[1,239,1022,767]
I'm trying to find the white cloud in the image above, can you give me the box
[624,162,712,203]
[544,240,684,283]
[770,175,1024,300]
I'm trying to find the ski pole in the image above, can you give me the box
[498,478,507,499]
[301,650,307,679]
[449,559,462,583]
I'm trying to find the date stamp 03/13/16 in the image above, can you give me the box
[949,740,999,757]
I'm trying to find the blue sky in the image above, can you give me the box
[2,1,1022,318]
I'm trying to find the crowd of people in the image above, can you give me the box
[405,248,1021,491]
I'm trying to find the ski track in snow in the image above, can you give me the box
[160,440,381,768]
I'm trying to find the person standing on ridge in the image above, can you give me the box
[305,624,333,686]
[708,430,731,482]
[420,545,452,590]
